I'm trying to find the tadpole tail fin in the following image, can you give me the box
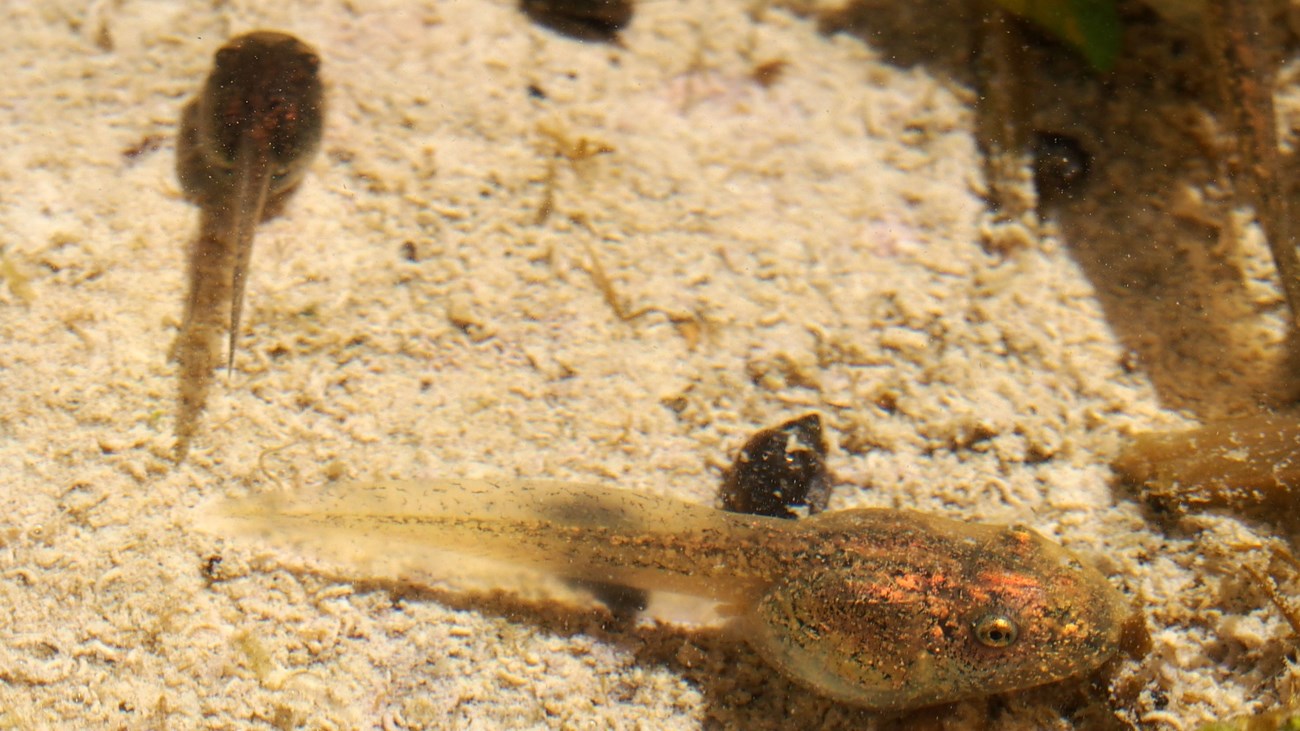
[225,136,272,375]
[206,478,779,601]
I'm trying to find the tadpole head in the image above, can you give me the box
[741,510,1129,710]
[201,31,325,171]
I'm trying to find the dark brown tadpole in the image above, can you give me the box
[720,413,830,520]
[172,31,324,461]
[519,0,633,42]
[1031,132,1090,203]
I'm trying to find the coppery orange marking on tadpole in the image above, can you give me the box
[849,579,923,605]
[977,570,1045,599]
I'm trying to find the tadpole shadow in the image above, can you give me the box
[811,0,977,78]
[795,0,1300,418]
[287,570,880,730]
[1028,8,1300,418]
[268,568,1117,730]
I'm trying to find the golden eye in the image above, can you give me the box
[974,614,1019,648]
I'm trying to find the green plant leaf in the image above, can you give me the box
[993,0,1121,71]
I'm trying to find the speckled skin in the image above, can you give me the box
[216,479,1128,711]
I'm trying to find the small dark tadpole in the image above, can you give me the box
[171,30,325,461]
[1031,131,1091,202]
[519,0,633,43]
[720,413,831,520]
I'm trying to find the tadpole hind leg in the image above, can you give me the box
[576,415,831,618]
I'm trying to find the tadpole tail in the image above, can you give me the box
[171,137,271,460]
[172,328,214,462]
[173,205,239,462]
[208,479,785,601]
[225,135,272,374]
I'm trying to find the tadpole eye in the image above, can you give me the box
[973,614,1019,648]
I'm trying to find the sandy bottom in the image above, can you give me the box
[0,0,1297,728]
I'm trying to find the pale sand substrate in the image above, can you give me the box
[0,1,1296,728]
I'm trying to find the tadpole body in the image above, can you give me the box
[172,31,324,460]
